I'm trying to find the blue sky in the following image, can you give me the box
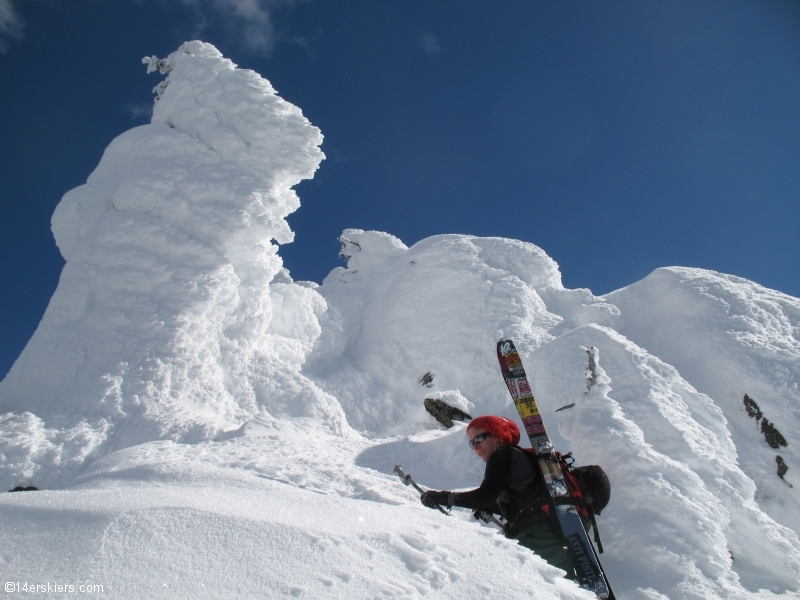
[1,0,799,378]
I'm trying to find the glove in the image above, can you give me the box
[420,490,451,509]
[502,520,516,538]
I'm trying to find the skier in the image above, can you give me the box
[419,415,576,577]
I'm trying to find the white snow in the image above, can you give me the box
[2,41,800,599]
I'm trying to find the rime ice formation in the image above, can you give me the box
[2,42,800,599]
[0,41,350,490]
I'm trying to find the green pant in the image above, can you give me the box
[515,521,576,578]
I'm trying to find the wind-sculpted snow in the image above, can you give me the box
[604,267,800,535]
[307,230,563,434]
[320,232,800,596]
[2,41,800,599]
[525,326,800,596]
[0,41,350,491]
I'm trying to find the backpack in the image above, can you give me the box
[522,448,611,553]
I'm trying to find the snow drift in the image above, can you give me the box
[2,41,800,599]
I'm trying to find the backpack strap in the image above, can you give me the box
[588,510,604,554]
[521,447,606,554]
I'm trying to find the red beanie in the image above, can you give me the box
[467,416,520,446]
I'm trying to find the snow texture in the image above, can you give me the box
[2,41,800,599]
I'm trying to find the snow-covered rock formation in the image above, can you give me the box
[0,41,355,493]
[2,42,799,599]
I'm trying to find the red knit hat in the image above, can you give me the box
[467,416,520,446]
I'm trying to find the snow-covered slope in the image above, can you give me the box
[602,268,800,535]
[2,42,799,599]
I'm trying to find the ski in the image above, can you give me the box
[497,338,614,600]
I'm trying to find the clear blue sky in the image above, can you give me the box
[1,0,798,379]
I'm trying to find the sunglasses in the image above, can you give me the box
[469,432,492,449]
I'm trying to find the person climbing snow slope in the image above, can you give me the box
[420,415,577,578]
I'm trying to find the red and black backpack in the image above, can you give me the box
[523,449,611,553]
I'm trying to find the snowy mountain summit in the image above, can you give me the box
[2,42,800,600]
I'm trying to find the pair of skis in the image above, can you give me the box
[497,338,614,599]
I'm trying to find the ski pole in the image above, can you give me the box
[394,466,449,515]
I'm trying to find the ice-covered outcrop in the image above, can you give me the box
[307,230,565,434]
[526,325,800,596]
[603,267,800,534]
[0,41,351,491]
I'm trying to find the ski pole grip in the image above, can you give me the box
[394,466,449,515]
[394,466,424,493]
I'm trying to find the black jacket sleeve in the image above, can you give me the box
[451,446,513,510]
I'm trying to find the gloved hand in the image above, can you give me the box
[420,490,451,509]
[502,520,516,538]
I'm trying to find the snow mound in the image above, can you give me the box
[307,231,564,435]
[0,477,592,599]
[2,415,591,598]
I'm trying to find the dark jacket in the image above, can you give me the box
[452,445,551,536]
